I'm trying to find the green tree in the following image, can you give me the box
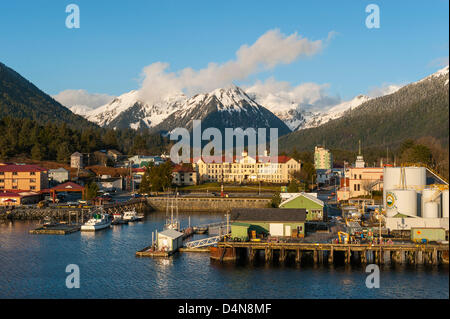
[269,192,281,208]
[85,182,99,200]
[31,143,44,160]
[56,142,71,163]
[287,179,300,193]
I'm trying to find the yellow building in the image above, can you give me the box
[193,152,301,184]
[0,164,49,192]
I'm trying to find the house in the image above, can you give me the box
[230,208,306,241]
[0,191,41,206]
[70,152,84,168]
[0,163,48,191]
[279,192,326,221]
[48,168,69,184]
[172,164,197,186]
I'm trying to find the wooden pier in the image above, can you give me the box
[216,241,449,265]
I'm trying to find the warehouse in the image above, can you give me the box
[230,208,306,241]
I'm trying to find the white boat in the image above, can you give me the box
[123,209,140,222]
[111,213,128,225]
[81,213,112,231]
[164,196,180,231]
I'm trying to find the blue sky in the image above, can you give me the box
[0,0,448,105]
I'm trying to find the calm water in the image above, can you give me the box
[0,211,448,299]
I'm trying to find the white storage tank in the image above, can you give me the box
[383,167,426,209]
[442,190,449,218]
[422,188,441,217]
[423,201,439,218]
[385,189,417,217]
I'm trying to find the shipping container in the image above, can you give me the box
[411,228,446,243]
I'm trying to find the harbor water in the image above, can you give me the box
[0,211,448,299]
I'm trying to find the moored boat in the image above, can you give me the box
[81,213,112,231]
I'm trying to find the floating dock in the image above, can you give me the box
[135,245,173,257]
[29,224,81,235]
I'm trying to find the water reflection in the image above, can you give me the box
[0,213,448,299]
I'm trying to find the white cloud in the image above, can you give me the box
[367,83,403,98]
[137,29,331,104]
[245,77,341,113]
[53,89,115,110]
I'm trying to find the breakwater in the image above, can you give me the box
[147,196,271,212]
[0,198,150,221]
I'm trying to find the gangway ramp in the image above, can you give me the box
[185,235,224,248]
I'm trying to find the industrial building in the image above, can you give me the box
[230,208,306,241]
[382,166,449,232]
[279,192,325,221]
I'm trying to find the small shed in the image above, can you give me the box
[157,229,184,252]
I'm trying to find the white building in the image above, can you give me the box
[48,168,69,184]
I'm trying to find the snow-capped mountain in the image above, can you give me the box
[68,104,95,117]
[78,65,448,133]
[301,94,371,129]
[85,90,186,129]
[152,85,292,136]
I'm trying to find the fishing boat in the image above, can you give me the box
[81,213,112,231]
[164,196,180,231]
[123,209,140,222]
[111,213,128,225]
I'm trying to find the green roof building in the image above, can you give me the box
[279,193,326,221]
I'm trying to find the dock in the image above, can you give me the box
[29,224,81,235]
[216,241,449,265]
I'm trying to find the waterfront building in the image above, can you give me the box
[0,163,48,192]
[0,191,41,206]
[279,192,326,221]
[157,229,184,252]
[230,208,306,241]
[314,146,333,170]
[172,164,198,186]
[48,168,69,184]
[194,151,301,184]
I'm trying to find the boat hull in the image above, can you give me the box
[81,221,112,231]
